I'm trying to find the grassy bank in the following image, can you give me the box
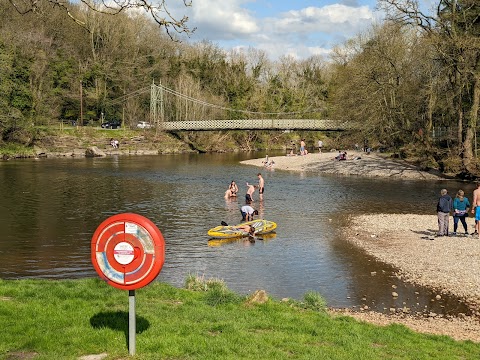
[1,278,479,359]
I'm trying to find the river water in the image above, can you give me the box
[0,152,474,315]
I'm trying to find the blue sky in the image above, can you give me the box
[173,0,383,60]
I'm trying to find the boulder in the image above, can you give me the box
[85,146,106,157]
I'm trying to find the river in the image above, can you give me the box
[0,152,474,315]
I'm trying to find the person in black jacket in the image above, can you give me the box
[436,188,453,237]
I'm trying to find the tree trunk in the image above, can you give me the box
[463,76,480,173]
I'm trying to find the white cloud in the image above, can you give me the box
[180,1,377,60]
[188,0,259,39]
[261,4,374,40]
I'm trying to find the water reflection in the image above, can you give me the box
[0,153,475,316]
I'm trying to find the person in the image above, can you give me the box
[436,188,452,237]
[114,139,119,148]
[452,189,470,235]
[110,138,117,148]
[240,203,258,221]
[225,180,239,198]
[262,155,269,166]
[318,140,323,153]
[245,182,257,203]
[257,173,265,196]
[471,181,480,237]
[334,151,347,161]
[265,159,275,168]
[233,224,256,237]
[300,139,306,155]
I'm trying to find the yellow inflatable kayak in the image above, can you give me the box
[208,233,277,247]
[207,219,277,239]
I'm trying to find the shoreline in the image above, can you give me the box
[244,152,480,342]
[339,213,480,342]
[240,151,447,180]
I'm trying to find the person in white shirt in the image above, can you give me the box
[240,204,258,221]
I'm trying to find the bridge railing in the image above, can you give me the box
[159,119,353,131]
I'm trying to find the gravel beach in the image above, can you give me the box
[241,151,445,180]
[242,152,480,342]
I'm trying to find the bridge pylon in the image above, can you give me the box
[150,81,164,129]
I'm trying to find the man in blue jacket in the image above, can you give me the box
[436,188,453,237]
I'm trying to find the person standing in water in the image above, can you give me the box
[240,203,258,221]
[225,180,239,198]
[245,182,257,203]
[257,173,265,199]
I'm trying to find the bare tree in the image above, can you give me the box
[7,0,194,38]
[378,0,480,172]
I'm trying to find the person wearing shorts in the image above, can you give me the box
[245,183,257,203]
[471,181,480,237]
[257,173,265,196]
[475,206,480,234]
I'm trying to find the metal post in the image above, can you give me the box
[159,82,164,127]
[150,80,156,126]
[129,290,136,356]
[79,80,83,127]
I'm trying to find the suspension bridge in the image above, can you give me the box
[116,83,352,131]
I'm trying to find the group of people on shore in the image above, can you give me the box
[288,139,323,156]
[436,182,480,238]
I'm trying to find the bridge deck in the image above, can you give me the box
[159,119,350,131]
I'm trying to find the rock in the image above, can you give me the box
[85,146,106,157]
[392,292,399,297]
[246,290,268,304]
[371,271,377,276]
[435,294,442,300]
[78,354,108,360]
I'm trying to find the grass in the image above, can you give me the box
[0,278,479,359]
[0,143,36,157]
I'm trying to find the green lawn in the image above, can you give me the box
[0,278,478,359]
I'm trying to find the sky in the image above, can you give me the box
[172,0,383,60]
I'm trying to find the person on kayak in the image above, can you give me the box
[234,224,256,236]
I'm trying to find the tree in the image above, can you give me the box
[6,0,194,38]
[330,22,431,148]
[379,0,480,172]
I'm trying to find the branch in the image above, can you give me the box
[378,0,436,33]
[7,0,195,39]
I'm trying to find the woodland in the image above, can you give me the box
[0,0,479,176]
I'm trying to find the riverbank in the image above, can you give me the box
[240,151,447,180]
[340,213,480,342]
[243,152,480,341]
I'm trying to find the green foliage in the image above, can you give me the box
[302,291,328,312]
[185,274,242,306]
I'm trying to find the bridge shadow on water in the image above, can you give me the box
[90,311,150,348]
